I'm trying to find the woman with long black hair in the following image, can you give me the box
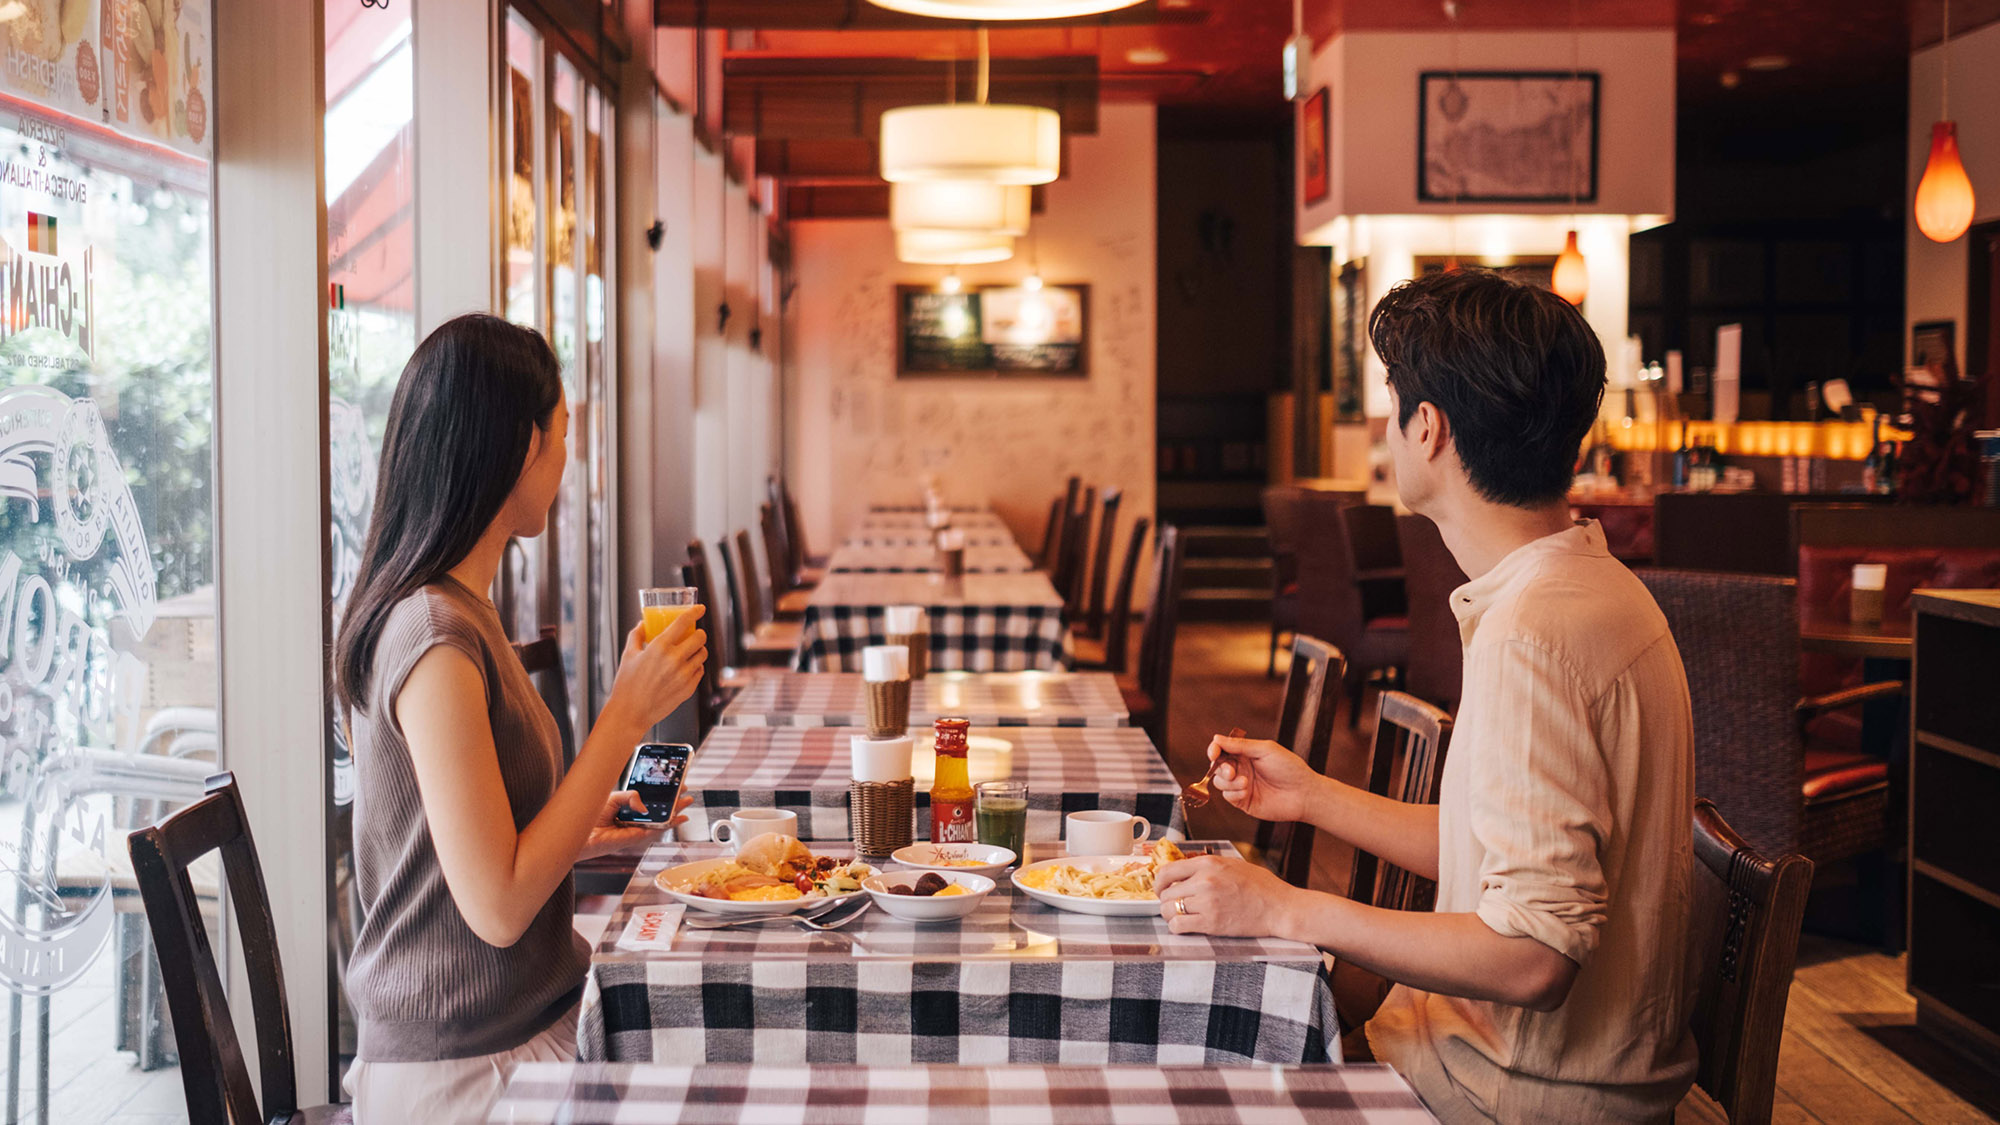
[334,314,706,1121]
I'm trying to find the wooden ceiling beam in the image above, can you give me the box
[724,56,1099,140]
[659,0,1197,31]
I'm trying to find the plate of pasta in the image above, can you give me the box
[1009,842,1184,917]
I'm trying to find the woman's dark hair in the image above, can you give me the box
[1369,269,1606,506]
[334,313,562,710]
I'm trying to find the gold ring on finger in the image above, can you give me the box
[1174,898,1190,916]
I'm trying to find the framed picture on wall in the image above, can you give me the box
[896,284,1090,377]
[1301,87,1330,204]
[1912,320,1955,372]
[1418,71,1599,204]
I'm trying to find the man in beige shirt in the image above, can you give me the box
[1158,269,1696,1123]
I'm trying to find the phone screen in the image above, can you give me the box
[617,743,692,823]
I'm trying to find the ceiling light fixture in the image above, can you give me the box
[891,180,1032,236]
[881,28,1060,184]
[867,0,1143,18]
[1551,0,1588,306]
[1916,0,1976,243]
[896,228,1017,265]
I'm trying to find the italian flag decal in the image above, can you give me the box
[26,213,55,255]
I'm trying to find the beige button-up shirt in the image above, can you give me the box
[1366,521,1697,1123]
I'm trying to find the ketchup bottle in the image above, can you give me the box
[929,717,976,843]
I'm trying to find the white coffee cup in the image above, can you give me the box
[1065,810,1151,857]
[710,808,799,851]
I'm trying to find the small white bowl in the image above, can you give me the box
[889,842,1016,878]
[863,871,995,922]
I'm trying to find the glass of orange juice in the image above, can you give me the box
[640,587,700,644]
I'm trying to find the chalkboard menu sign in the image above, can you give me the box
[897,284,1090,377]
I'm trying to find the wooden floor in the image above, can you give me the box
[1162,621,2000,1125]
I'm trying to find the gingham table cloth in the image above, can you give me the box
[796,574,1071,673]
[488,1063,1435,1124]
[854,510,1011,534]
[841,530,1021,550]
[720,672,1129,728]
[679,725,1180,844]
[826,542,1035,574]
[581,842,1341,1068]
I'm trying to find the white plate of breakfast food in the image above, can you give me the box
[862,870,995,922]
[888,842,1016,879]
[1010,841,1184,917]
[655,834,872,915]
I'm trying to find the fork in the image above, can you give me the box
[1181,727,1247,810]
[685,898,872,931]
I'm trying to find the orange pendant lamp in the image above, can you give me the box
[1917,3,1976,243]
[1552,230,1589,306]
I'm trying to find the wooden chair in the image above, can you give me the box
[768,476,825,579]
[1253,635,1349,888]
[1345,692,1454,910]
[1120,524,1186,753]
[128,773,349,1125]
[1686,798,1814,1125]
[1263,485,1365,678]
[681,540,729,736]
[1296,491,1408,727]
[512,626,576,767]
[1054,485,1096,616]
[721,533,799,668]
[1395,514,1469,714]
[1038,496,1066,570]
[1082,488,1123,638]
[1073,517,1151,675]
[758,503,813,619]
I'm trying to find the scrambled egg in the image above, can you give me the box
[728,885,803,902]
[934,885,969,897]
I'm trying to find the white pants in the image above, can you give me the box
[343,1003,578,1125]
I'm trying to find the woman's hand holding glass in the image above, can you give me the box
[603,605,707,734]
[1206,734,1319,824]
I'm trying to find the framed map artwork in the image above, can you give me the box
[1418,71,1598,204]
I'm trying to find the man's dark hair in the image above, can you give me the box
[1368,269,1606,506]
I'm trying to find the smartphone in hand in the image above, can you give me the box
[616,743,692,823]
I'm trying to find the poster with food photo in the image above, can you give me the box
[0,0,210,159]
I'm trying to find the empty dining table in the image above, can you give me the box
[679,724,1181,844]
[719,671,1128,728]
[580,840,1341,1068]
[486,1062,1437,1123]
[794,573,1072,672]
[826,540,1036,574]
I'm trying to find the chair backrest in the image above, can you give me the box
[759,502,791,600]
[1084,488,1124,635]
[1638,569,1805,857]
[1100,517,1150,675]
[781,483,811,576]
[1134,524,1187,747]
[513,626,577,766]
[1348,691,1455,910]
[1293,490,1370,651]
[1395,514,1469,713]
[733,529,769,628]
[1687,798,1814,1125]
[1056,485,1096,613]
[128,773,299,1125]
[1270,634,1349,887]
[766,477,799,580]
[1039,495,1065,569]
[682,539,724,734]
[1340,503,1408,623]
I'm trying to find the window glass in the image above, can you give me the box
[0,17,218,1115]
[324,0,414,1079]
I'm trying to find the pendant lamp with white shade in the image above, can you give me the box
[891,180,1033,235]
[880,28,1061,185]
[896,228,1016,265]
[868,0,1143,17]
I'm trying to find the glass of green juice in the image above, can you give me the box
[974,781,1029,861]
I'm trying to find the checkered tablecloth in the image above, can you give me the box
[826,542,1035,574]
[680,725,1180,844]
[581,842,1340,1068]
[855,511,1011,534]
[488,1063,1435,1124]
[720,672,1129,728]
[797,575,1071,673]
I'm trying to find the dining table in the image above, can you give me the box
[1799,608,1913,660]
[720,671,1128,728]
[485,1062,1436,1123]
[825,540,1036,574]
[679,724,1182,844]
[793,573,1072,673]
[580,840,1341,1068]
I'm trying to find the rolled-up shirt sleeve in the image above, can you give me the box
[1465,637,1611,966]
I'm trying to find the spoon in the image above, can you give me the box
[1181,727,1247,810]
